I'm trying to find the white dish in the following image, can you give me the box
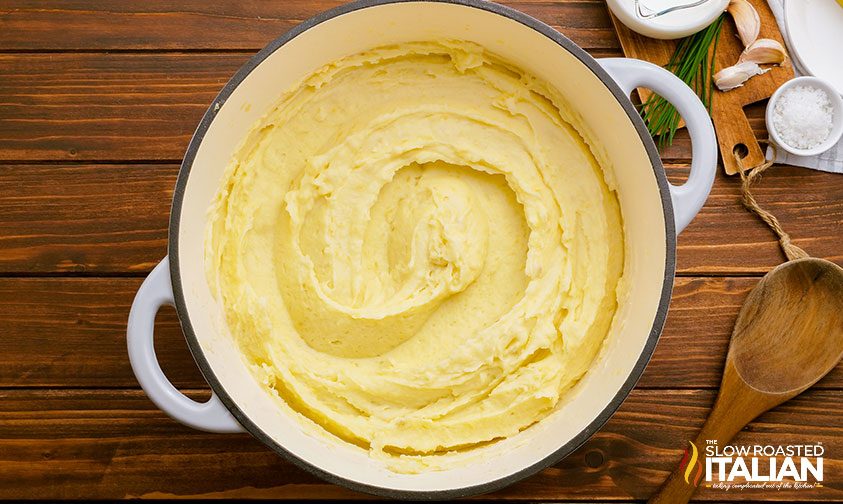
[766,76,843,157]
[606,0,729,39]
[785,0,843,96]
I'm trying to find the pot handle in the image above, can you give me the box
[598,58,717,235]
[127,256,243,433]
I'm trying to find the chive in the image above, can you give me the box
[638,14,725,149]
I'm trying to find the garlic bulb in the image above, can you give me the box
[716,2,786,93]
[727,0,761,47]
[714,61,770,91]
[738,38,788,65]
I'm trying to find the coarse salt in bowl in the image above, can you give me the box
[766,76,843,157]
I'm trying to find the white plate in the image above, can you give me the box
[785,0,843,95]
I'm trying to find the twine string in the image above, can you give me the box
[734,140,809,262]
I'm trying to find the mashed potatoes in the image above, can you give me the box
[205,41,624,472]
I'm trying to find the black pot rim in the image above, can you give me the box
[168,0,676,499]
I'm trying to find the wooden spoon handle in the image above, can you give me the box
[648,419,742,502]
[648,447,705,504]
[649,363,779,504]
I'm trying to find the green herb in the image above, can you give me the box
[638,14,725,149]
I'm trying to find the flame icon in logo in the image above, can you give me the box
[679,441,703,487]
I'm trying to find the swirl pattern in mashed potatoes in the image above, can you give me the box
[205,40,624,472]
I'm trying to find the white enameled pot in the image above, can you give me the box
[127,0,717,498]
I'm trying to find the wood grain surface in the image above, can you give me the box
[0,389,840,501]
[0,0,841,501]
[1,276,841,391]
[2,163,841,275]
[1,53,781,163]
[651,259,843,504]
[0,0,618,51]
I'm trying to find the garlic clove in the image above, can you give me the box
[727,0,761,47]
[738,38,788,65]
[714,61,770,91]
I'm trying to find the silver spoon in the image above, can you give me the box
[635,0,715,19]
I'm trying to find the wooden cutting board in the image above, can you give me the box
[609,0,794,175]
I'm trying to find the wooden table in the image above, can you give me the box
[0,1,841,501]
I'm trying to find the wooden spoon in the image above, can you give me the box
[649,257,843,504]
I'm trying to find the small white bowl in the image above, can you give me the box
[766,76,843,157]
[606,0,729,40]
